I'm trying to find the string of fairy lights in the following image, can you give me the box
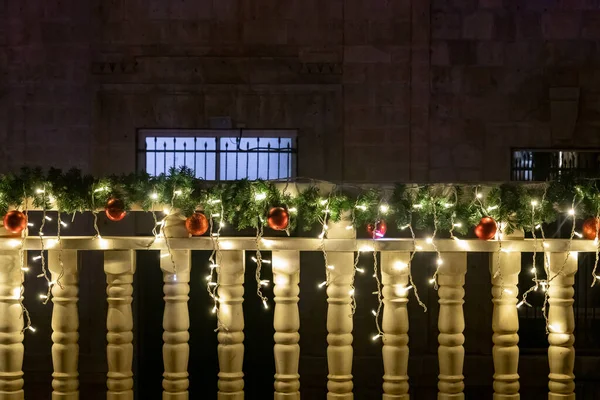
[6,175,600,342]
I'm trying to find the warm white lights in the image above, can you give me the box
[453,222,462,228]
[372,334,381,341]
[348,289,355,296]
[356,267,365,274]
[487,205,498,211]
[39,294,48,300]
[255,192,267,201]
[327,265,335,270]
[60,221,68,227]
[380,204,389,213]
[288,207,297,213]
[413,204,423,209]
[436,258,443,266]
[260,280,270,287]
[394,261,408,271]
[476,193,483,199]
[150,192,159,200]
[163,207,170,215]
[94,187,108,193]
[319,199,328,206]
[35,188,45,194]
[32,256,42,261]
[21,267,29,272]
[173,190,182,196]
[425,237,433,244]
[262,299,269,309]
[531,200,538,207]
[44,216,52,221]
[568,209,575,216]
[371,309,377,316]
[318,281,327,288]
[356,205,367,211]
[27,326,36,333]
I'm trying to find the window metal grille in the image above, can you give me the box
[511,149,600,181]
[137,130,297,181]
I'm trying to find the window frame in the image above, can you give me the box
[137,129,298,181]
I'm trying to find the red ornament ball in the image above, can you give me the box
[105,198,126,222]
[582,217,600,240]
[367,220,388,239]
[475,216,497,240]
[3,210,28,234]
[185,212,209,236]
[267,207,289,231]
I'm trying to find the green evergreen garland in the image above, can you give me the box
[1,166,599,236]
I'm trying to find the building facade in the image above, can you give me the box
[2,0,600,398]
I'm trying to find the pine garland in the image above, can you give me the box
[1,167,600,235]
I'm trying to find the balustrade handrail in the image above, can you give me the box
[0,236,597,252]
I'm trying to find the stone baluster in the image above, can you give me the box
[272,251,300,400]
[161,249,191,400]
[217,251,245,400]
[547,252,576,400]
[49,250,79,400]
[326,252,354,400]
[437,253,467,400]
[491,251,520,400]
[0,251,25,400]
[381,252,410,400]
[104,251,136,400]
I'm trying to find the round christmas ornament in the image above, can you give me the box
[185,211,209,236]
[3,210,28,234]
[582,217,600,240]
[105,198,126,222]
[267,207,289,231]
[367,220,388,239]
[475,216,497,240]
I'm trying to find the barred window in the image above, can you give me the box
[511,149,600,181]
[138,130,297,181]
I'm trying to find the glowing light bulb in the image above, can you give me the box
[443,203,453,209]
[48,281,56,287]
[574,231,583,238]
[394,261,408,271]
[415,245,423,251]
[320,199,328,206]
[60,221,68,227]
[220,221,226,227]
[27,326,36,333]
[543,242,550,248]
[327,265,335,270]
[516,301,524,308]
[150,192,159,200]
[346,225,354,230]
[348,289,355,296]
[21,267,29,272]
[32,256,42,261]
[503,288,513,295]
[212,305,217,314]
[487,205,498,211]
[255,193,267,201]
[35,188,45,194]
[208,198,221,204]
[401,224,410,230]
[163,207,170,215]
[39,294,48,300]
[372,334,381,341]
[371,309,377,316]
[413,204,423,209]
[260,280,270,287]
[318,281,327,288]
[425,237,433,244]
[262,300,269,309]
[531,267,536,274]
[453,222,462,228]
[356,267,365,274]
[174,190,182,196]
[94,187,108,193]
[44,216,52,221]
[27,223,34,227]
[288,207,297,213]
[205,275,212,281]
[531,200,538,207]
[208,282,217,287]
[356,205,367,211]
[568,209,575,216]
[429,278,436,284]
[212,213,221,217]
[535,224,541,229]
[210,263,219,269]
[476,193,483,199]
[380,204,389,213]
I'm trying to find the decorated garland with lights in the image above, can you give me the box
[4,167,600,338]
